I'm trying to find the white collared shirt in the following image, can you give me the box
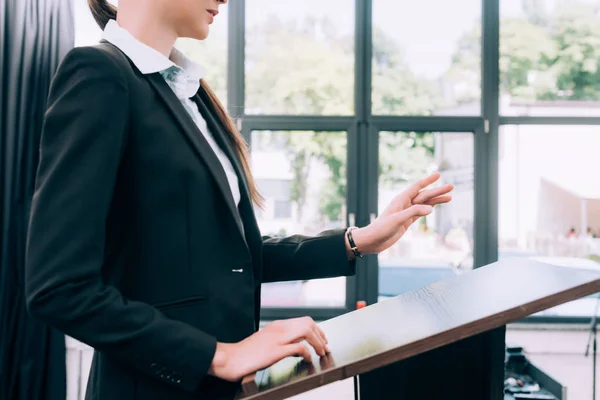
[102,20,241,207]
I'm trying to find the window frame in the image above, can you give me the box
[224,0,597,323]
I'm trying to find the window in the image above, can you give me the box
[500,0,600,116]
[251,130,348,307]
[245,0,355,115]
[378,132,475,299]
[68,0,600,324]
[499,125,600,317]
[73,0,105,46]
[274,201,292,219]
[372,0,482,116]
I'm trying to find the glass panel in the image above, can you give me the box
[378,132,475,300]
[74,0,109,46]
[499,125,600,318]
[245,0,355,115]
[500,0,600,116]
[176,6,228,104]
[251,131,348,307]
[372,0,481,116]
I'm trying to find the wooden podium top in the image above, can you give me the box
[238,258,600,400]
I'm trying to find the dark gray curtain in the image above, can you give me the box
[1,0,73,399]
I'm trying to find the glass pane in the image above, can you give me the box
[499,125,600,318]
[74,0,110,46]
[500,0,600,116]
[378,132,475,300]
[176,7,228,104]
[251,131,348,307]
[245,0,355,115]
[372,0,481,116]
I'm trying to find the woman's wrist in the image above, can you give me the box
[209,342,232,378]
[345,226,369,260]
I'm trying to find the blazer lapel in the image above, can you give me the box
[194,91,251,199]
[146,73,247,243]
[194,91,264,274]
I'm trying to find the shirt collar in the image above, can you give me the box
[102,19,205,82]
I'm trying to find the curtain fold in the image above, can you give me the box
[1,0,74,399]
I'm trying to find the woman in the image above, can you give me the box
[25,0,453,399]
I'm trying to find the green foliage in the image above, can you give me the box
[452,0,600,102]
[313,132,347,221]
[372,27,443,115]
[379,132,435,189]
[445,26,482,106]
[246,17,354,115]
[499,19,557,100]
[588,254,600,263]
[184,3,600,223]
[243,17,441,221]
[546,1,600,100]
[286,132,347,223]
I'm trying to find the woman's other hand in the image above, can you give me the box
[208,317,328,382]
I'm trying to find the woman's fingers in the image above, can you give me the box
[284,343,312,362]
[405,172,441,198]
[315,324,329,344]
[280,317,313,343]
[316,325,328,345]
[413,184,453,205]
[238,318,330,381]
[393,204,433,226]
[281,317,327,357]
[314,325,330,353]
[303,327,327,357]
[424,195,452,206]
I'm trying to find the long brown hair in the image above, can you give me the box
[87,0,264,207]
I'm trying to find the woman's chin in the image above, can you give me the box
[182,25,210,41]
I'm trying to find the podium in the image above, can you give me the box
[236,259,600,400]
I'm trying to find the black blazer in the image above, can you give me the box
[25,42,355,400]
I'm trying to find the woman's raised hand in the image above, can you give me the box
[349,172,453,257]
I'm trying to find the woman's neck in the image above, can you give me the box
[115,6,176,57]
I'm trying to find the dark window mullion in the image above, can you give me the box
[242,116,355,132]
[355,0,372,123]
[352,0,373,306]
[227,0,245,118]
[260,307,349,321]
[370,117,484,133]
[480,0,500,267]
[500,116,600,126]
